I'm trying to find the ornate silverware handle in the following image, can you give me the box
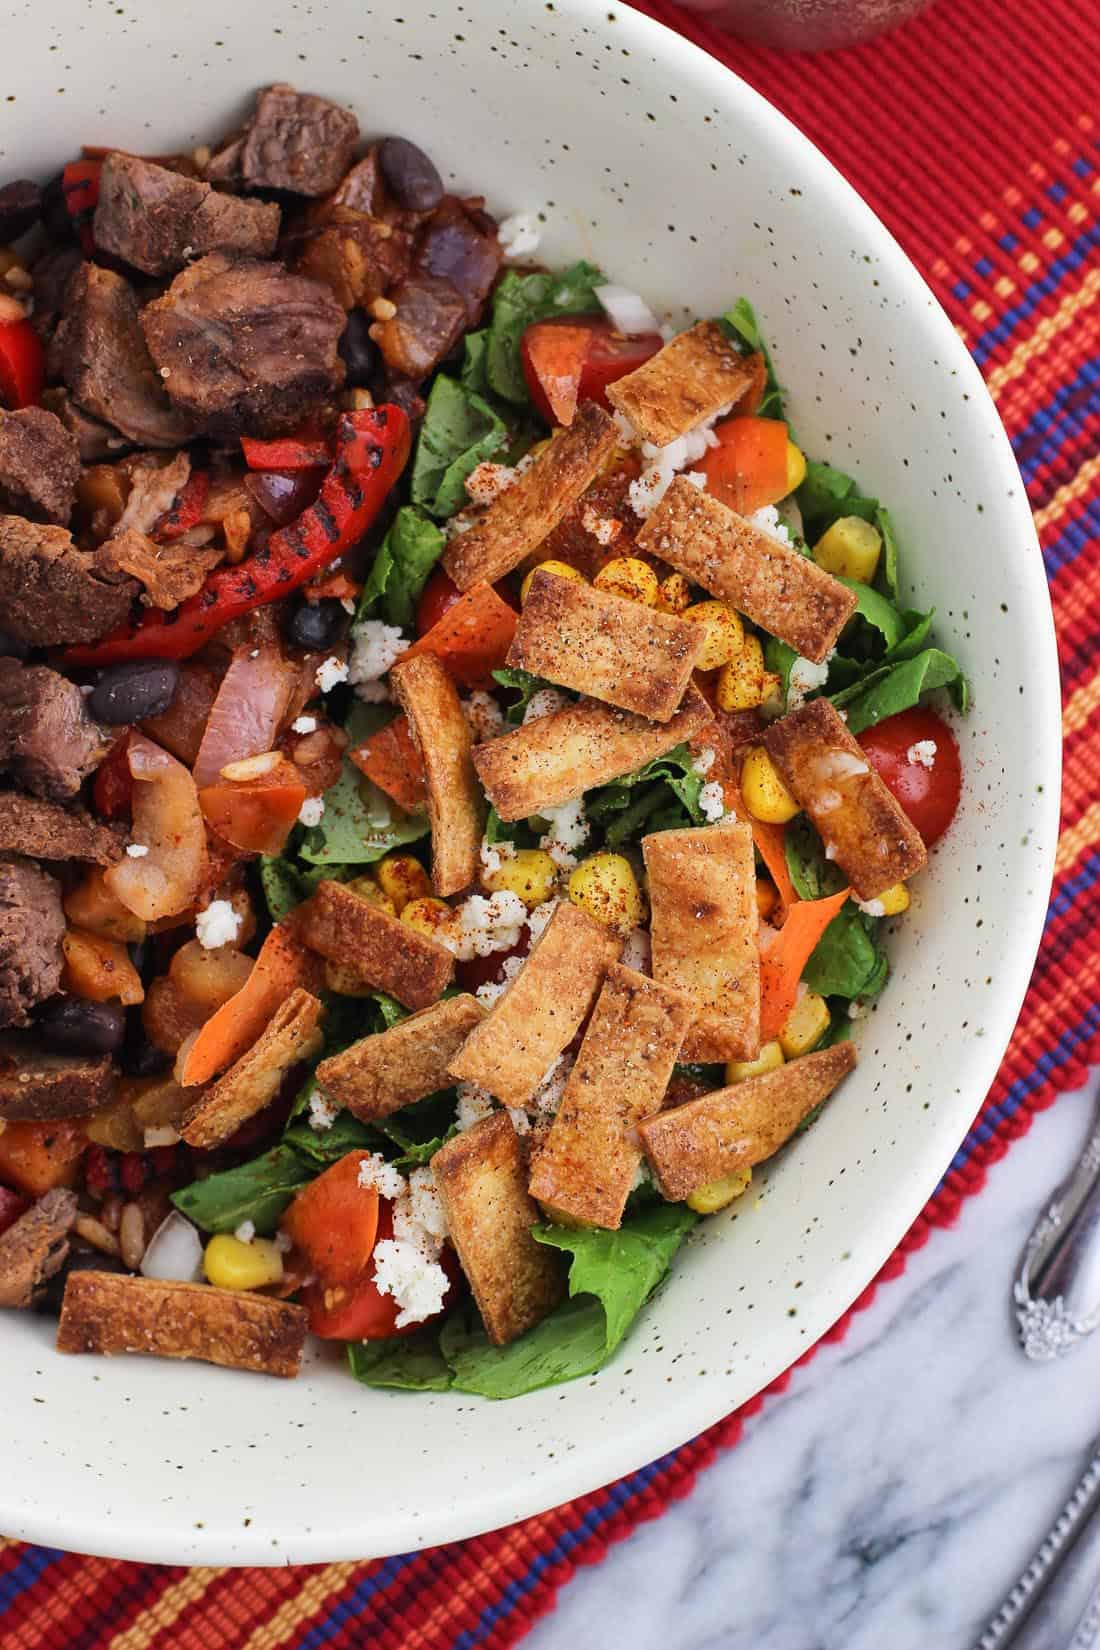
[1014,1096,1100,1359]
[974,1435,1100,1649]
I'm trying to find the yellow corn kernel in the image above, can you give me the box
[741,746,800,824]
[656,572,691,614]
[726,1041,785,1083]
[373,853,431,914]
[520,559,587,604]
[681,601,745,670]
[715,634,775,712]
[400,896,459,944]
[482,847,558,909]
[324,959,380,998]
[877,881,910,916]
[755,878,779,921]
[785,439,807,495]
[687,1166,753,1214]
[813,515,882,583]
[592,557,660,607]
[345,875,398,918]
[779,991,831,1057]
[567,853,646,935]
[203,1233,284,1291]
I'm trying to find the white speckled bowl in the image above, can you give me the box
[2,0,1058,1565]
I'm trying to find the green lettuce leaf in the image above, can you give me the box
[298,756,429,866]
[348,1332,454,1392]
[838,577,907,653]
[802,902,889,1000]
[784,815,846,901]
[411,376,508,521]
[283,1111,378,1165]
[830,648,968,735]
[585,744,705,835]
[171,1145,312,1235]
[460,329,491,396]
[491,665,558,724]
[258,855,340,922]
[486,261,604,405]
[875,505,901,602]
[717,297,784,419]
[358,505,446,629]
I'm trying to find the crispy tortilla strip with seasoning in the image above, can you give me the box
[528,965,695,1230]
[57,1272,308,1377]
[473,682,714,823]
[389,652,483,897]
[639,1042,858,1200]
[507,570,705,723]
[637,477,858,664]
[316,994,485,1121]
[442,402,618,591]
[763,698,927,900]
[643,823,760,1063]
[296,879,454,1009]
[180,988,323,1149]
[0,1188,76,1308]
[0,1040,116,1120]
[432,1112,565,1346]
[604,321,756,447]
[448,902,621,1106]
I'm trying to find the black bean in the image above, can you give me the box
[35,997,126,1055]
[0,626,29,660]
[0,180,42,242]
[338,308,381,390]
[378,137,444,212]
[36,1248,126,1316]
[282,597,346,653]
[118,1032,171,1078]
[41,173,75,243]
[89,659,180,725]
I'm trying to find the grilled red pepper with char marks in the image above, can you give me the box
[64,406,411,666]
[153,469,211,542]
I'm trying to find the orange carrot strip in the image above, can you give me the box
[759,887,850,1041]
[178,923,320,1087]
[700,416,788,516]
[751,820,798,916]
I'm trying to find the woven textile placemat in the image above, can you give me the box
[4,0,1098,1642]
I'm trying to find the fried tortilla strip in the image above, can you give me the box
[763,698,927,900]
[316,994,485,1121]
[390,652,483,897]
[448,902,621,1106]
[0,1188,76,1308]
[473,682,714,823]
[604,320,755,447]
[639,1042,858,1200]
[442,402,618,591]
[643,823,760,1063]
[528,964,695,1229]
[507,570,705,723]
[57,1272,307,1377]
[295,879,454,1009]
[637,477,858,664]
[180,987,323,1149]
[432,1112,565,1345]
[0,1040,116,1120]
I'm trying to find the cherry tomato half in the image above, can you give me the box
[520,317,662,427]
[857,706,962,847]
[302,1201,461,1340]
[416,568,463,637]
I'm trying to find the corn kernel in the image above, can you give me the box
[681,601,745,670]
[741,746,799,824]
[726,1041,785,1083]
[755,879,779,921]
[567,853,646,935]
[716,635,773,711]
[345,876,397,917]
[656,572,691,614]
[203,1233,284,1292]
[687,1167,753,1214]
[373,853,431,913]
[592,557,659,606]
[400,896,458,944]
[482,847,558,909]
[876,881,910,916]
[324,959,381,998]
[785,439,807,495]
[520,560,587,604]
[779,991,831,1057]
[813,515,882,584]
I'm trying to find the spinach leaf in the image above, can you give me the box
[535,1204,698,1351]
[838,577,907,653]
[171,1145,312,1236]
[802,902,889,1000]
[491,665,558,724]
[357,505,446,630]
[831,648,968,735]
[586,744,704,832]
[486,261,604,405]
[460,329,491,395]
[874,505,901,602]
[283,1111,378,1166]
[259,855,307,922]
[348,1333,454,1392]
[887,609,935,662]
[298,756,429,866]
[411,376,508,520]
[765,636,799,703]
[784,815,845,902]
[717,298,784,419]
[372,1090,458,1168]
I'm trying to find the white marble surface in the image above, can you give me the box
[524,1072,1100,1650]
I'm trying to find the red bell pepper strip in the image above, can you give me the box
[153,470,211,542]
[62,159,100,255]
[241,434,332,471]
[64,406,411,666]
[0,319,43,409]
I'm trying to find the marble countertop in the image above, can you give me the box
[524,1071,1100,1650]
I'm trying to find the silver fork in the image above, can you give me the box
[1014,1092,1100,1361]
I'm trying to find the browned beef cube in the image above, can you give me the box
[0,794,124,866]
[290,205,412,310]
[0,1189,77,1309]
[369,270,467,382]
[0,659,111,801]
[0,857,65,1031]
[240,84,359,197]
[0,517,137,647]
[141,253,346,438]
[94,153,281,277]
[30,245,82,340]
[40,389,129,464]
[414,198,502,327]
[0,407,80,525]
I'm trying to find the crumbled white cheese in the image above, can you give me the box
[474,951,526,1009]
[234,1220,256,1245]
[298,795,325,828]
[356,1152,406,1202]
[692,746,716,777]
[307,1090,339,1131]
[594,283,661,337]
[525,898,559,946]
[907,739,937,769]
[539,798,590,869]
[532,1052,571,1115]
[848,1000,866,1020]
[627,406,730,519]
[523,687,570,724]
[455,1081,495,1131]
[824,841,838,862]
[341,597,357,615]
[195,898,242,950]
[812,750,870,782]
[371,1238,450,1328]
[620,926,652,975]
[463,690,506,742]
[749,505,793,544]
[698,780,728,824]
[479,836,517,878]
[292,714,318,734]
[273,1229,293,1254]
[581,505,621,547]
[348,621,407,702]
[465,461,516,505]
[450,890,529,960]
[125,843,149,858]
[402,1166,449,1248]
[787,654,831,711]
[855,897,886,918]
[497,211,542,259]
[506,1106,531,1136]
[630,1159,654,1192]
[315,655,349,693]
[143,1125,181,1149]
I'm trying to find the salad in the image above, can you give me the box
[0,85,966,1397]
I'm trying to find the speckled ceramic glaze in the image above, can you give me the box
[0,0,1059,1565]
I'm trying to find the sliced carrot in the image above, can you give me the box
[401,579,518,689]
[700,416,789,516]
[178,923,319,1087]
[0,1120,87,1198]
[349,714,428,811]
[750,820,798,916]
[759,887,850,1041]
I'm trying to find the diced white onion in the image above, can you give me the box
[140,1211,204,1283]
[595,283,661,337]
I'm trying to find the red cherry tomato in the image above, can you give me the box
[302,1201,461,1341]
[857,706,962,847]
[456,929,530,995]
[416,568,463,636]
[520,317,662,427]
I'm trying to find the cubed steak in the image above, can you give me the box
[0,659,111,800]
[238,83,360,197]
[0,407,80,525]
[141,253,346,438]
[0,1189,77,1309]
[94,153,281,277]
[0,857,65,1031]
[0,795,125,866]
[0,517,137,647]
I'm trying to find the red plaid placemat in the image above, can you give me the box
[4,0,1099,1641]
